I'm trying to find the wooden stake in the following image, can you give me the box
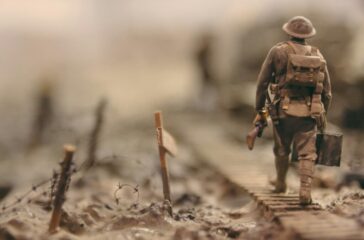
[48,144,76,234]
[84,99,107,170]
[154,111,172,211]
[28,81,53,150]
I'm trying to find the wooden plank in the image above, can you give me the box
[301,231,363,240]
[155,111,178,157]
[274,210,324,218]
[161,128,178,157]
[156,127,178,157]
[256,195,300,199]
[253,193,298,197]
[262,201,305,205]
[268,205,321,211]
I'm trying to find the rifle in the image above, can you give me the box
[246,110,268,150]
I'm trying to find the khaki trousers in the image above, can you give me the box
[273,116,317,162]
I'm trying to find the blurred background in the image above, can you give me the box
[0,0,363,123]
[0,0,363,179]
[0,1,363,238]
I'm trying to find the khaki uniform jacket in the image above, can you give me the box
[255,40,332,114]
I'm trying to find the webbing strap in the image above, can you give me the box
[314,82,324,94]
[310,45,324,115]
[311,46,318,56]
[286,41,312,55]
[286,41,297,54]
[310,45,323,95]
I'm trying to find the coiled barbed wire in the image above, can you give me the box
[114,183,140,206]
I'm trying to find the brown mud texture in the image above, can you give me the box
[0,114,363,240]
[0,116,276,240]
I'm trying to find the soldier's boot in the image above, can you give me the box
[299,159,315,205]
[272,156,289,193]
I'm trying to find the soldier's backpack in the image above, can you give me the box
[285,41,326,87]
[280,42,327,128]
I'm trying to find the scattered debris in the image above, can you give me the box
[174,193,201,207]
[337,172,364,189]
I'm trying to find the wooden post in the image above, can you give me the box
[84,99,107,170]
[154,111,172,204]
[28,81,53,151]
[49,144,76,234]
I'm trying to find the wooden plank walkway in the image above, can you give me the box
[174,115,364,240]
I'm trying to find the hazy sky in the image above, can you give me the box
[0,0,362,33]
[0,0,362,119]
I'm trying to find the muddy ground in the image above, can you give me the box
[0,113,270,240]
[0,109,363,240]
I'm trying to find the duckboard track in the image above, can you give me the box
[172,113,364,240]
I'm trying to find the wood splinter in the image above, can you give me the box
[154,111,178,216]
[48,144,76,234]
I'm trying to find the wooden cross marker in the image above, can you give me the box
[48,144,76,234]
[154,111,178,215]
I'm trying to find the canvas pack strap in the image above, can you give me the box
[280,89,290,110]
[286,41,312,56]
[310,46,324,116]
[311,46,318,55]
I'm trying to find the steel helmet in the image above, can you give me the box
[282,16,316,39]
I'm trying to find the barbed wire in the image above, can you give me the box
[0,162,78,215]
[0,178,52,215]
[114,183,140,207]
[0,153,142,216]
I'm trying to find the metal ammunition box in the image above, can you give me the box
[291,131,342,166]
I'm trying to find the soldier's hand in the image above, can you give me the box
[253,114,262,125]
[253,111,267,126]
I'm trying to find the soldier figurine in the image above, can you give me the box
[254,16,332,204]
